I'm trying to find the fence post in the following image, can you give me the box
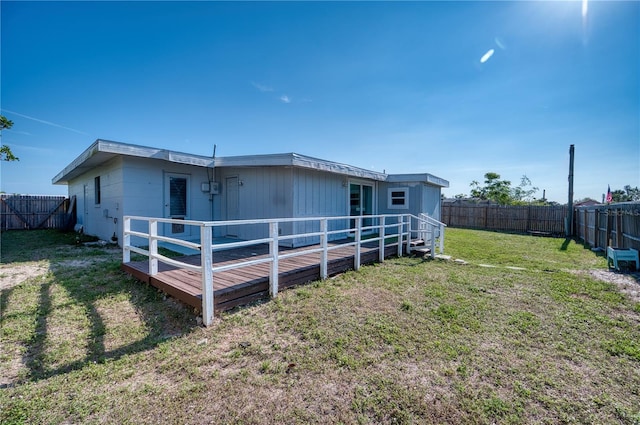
[378,215,385,262]
[355,217,361,271]
[616,209,624,248]
[270,222,279,297]
[320,219,328,279]
[200,225,214,327]
[594,209,599,248]
[123,216,131,263]
[606,210,612,248]
[149,219,158,276]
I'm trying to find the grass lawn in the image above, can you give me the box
[1,228,639,424]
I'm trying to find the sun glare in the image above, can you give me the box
[581,0,588,19]
[480,49,495,64]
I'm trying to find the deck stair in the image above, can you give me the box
[409,238,432,256]
[410,239,425,247]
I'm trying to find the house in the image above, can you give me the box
[52,139,448,247]
[574,198,601,208]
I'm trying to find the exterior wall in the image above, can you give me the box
[67,156,213,244]
[292,168,351,246]
[121,157,213,241]
[214,166,294,242]
[213,166,354,247]
[378,181,443,234]
[68,157,124,242]
[422,184,443,221]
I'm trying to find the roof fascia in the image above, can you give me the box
[386,173,450,188]
[215,152,387,181]
[52,139,214,185]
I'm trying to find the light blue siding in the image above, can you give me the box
[292,168,350,246]
[214,166,294,243]
[67,157,124,242]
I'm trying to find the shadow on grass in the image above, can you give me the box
[0,231,198,387]
[559,238,572,251]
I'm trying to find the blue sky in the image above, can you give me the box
[1,1,638,203]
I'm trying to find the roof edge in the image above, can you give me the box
[52,139,215,185]
[385,173,449,188]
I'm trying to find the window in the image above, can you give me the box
[388,187,408,209]
[94,176,101,205]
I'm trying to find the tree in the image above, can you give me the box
[510,175,539,204]
[0,115,19,161]
[610,185,640,202]
[469,172,539,205]
[470,172,513,204]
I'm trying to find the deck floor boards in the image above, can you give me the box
[122,239,406,313]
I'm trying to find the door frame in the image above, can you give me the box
[348,179,377,233]
[225,175,240,237]
[164,172,190,237]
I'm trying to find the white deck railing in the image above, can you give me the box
[123,213,445,326]
[418,213,446,256]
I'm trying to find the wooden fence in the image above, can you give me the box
[1,195,75,231]
[575,203,640,251]
[442,203,568,235]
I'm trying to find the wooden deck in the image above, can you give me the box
[122,240,408,314]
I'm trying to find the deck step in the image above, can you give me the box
[410,239,425,247]
[411,246,431,255]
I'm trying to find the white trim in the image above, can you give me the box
[348,179,377,234]
[164,172,191,237]
[216,153,387,181]
[386,173,449,188]
[388,187,409,210]
[53,139,214,184]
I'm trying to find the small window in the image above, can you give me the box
[94,176,101,205]
[388,187,408,209]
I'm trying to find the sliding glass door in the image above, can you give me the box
[349,182,375,231]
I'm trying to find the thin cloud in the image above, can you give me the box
[1,109,90,135]
[279,95,291,104]
[251,81,274,92]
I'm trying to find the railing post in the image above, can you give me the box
[200,225,214,326]
[320,219,328,279]
[270,222,279,297]
[406,215,412,255]
[149,219,158,276]
[378,215,385,262]
[397,215,403,257]
[355,217,361,271]
[431,231,436,259]
[439,223,445,254]
[123,216,131,263]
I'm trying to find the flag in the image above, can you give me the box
[606,185,613,203]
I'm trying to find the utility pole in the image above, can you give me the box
[567,144,575,237]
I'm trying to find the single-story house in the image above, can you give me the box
[52,139,449,247]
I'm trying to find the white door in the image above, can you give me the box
[164,173,190,237]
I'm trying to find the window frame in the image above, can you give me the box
[94,176,101,205]
[387,187,409,210]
